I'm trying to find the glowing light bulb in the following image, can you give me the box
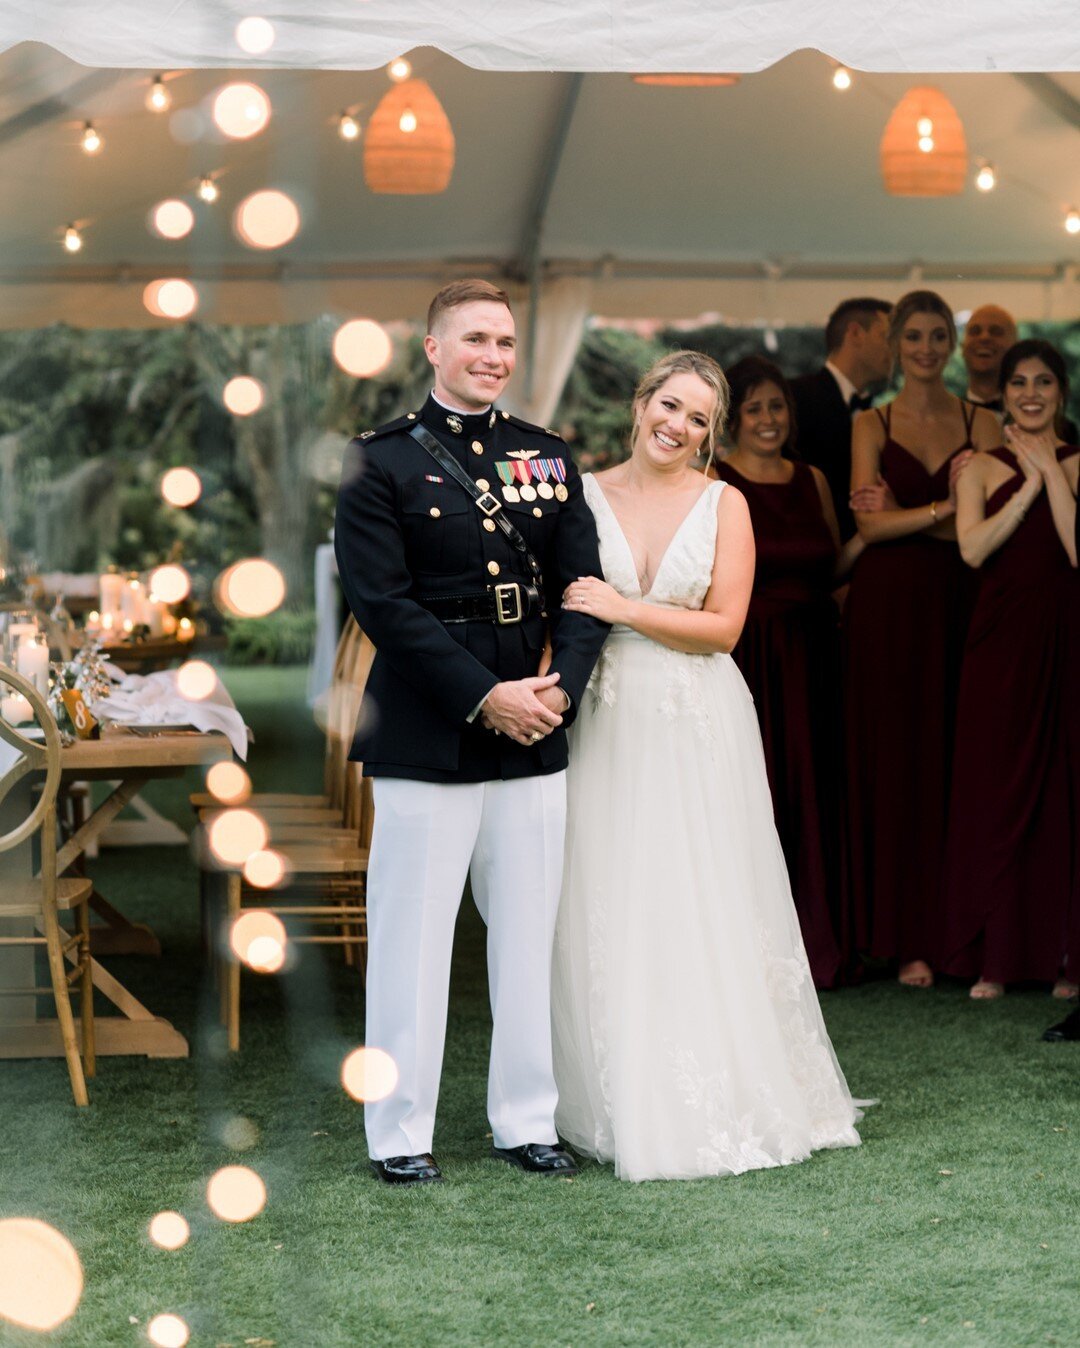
[388,58,412,82]
[832,66,852,91]
[918,135,934,153]
[161,467,202,507]
[1065,207,1080,235]
[147,77,171,112]
[81,122,102,154]
[235,16,276,54]
[197,176,220,204]
[398,108,418,134]
[63,225,82,253]
[212,82,271,139]
[975,163,996,192]
[917,116,934,137]
[338,112,360,141]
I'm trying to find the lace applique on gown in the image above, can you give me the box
[551,473,862,1181]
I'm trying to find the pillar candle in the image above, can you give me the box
[15,637,49,696]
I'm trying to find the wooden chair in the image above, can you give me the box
[198,621,377,1050]
[0,666,94,1106]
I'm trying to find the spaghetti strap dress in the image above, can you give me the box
[942,446,1080,984]
[717,460,844,988]
[842,401,978,968]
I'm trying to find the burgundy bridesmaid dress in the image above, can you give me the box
[718,459,843,988]
[842,402,978,969]
[943,446,1080,985]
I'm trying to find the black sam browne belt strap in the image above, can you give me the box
[408,424,547,610]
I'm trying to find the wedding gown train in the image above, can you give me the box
[551,474,862,1181]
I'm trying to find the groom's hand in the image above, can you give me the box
[481,674,564,744]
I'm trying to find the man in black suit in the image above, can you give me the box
[790,297,893,540]
[335,279,608,1184]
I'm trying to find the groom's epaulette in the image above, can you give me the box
[498,410,566,443]
[354,412,417,445]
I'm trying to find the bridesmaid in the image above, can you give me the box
[716,356,865,988]
[944,339,1079,999]
[844,290,999,987]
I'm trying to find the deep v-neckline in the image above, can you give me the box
[587,474,713,598]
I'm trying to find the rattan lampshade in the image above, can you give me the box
[363,78,455,195]
[880,86,967,197]
[632,73,740,86]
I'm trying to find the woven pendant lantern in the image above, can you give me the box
[880,86,967,197]
[363,78,455,195]
[632,74,740,86]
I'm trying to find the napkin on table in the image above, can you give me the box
[94,669,251,761]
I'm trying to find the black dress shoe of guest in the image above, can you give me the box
[1041,1008,1080,1042]
[370,1154,443,1185]
[491,1142,579,1176]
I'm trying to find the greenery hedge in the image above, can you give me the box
[224,608,317,666]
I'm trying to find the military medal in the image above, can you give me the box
[534,458,555,499]
[555,484,569,502]
[502,485,521,502]
[446,414,463,433]
[519,483,537,502]
[495,461,521,503]
[549,458,569,502]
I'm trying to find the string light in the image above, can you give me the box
[832,65,852,91]
[398,109,418,134]
[338,111,360,141]
[388,58,412,82]
[916,116,934,137]
[1065,207,1080,235]
[975,162,997,192]
[197,176,220,204]
[81,122,102,154]
[147,76,171,112]
[63,225,82,253]
[918,135,934,153]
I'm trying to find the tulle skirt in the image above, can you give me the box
[551,632,862,1181]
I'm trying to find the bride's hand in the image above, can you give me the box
[563,575,628,624]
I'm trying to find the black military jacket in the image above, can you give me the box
[334,394,609,783]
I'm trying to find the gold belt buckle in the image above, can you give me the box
[493,582,523,625]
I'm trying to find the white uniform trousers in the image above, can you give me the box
[364,772,567,1160]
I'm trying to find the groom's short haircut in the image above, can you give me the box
[427,279,512,335]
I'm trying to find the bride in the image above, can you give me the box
[551,350,863,1182]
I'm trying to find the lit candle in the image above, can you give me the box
[177,617,195,643]
[122,575,147,627]
[0,692,32,724]
[85,609,101,635]
[146,599,167,637]
[15,636,49,696]
[99,569,124,628]
[161,610,178,636]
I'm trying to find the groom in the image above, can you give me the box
[335,279,608,1184]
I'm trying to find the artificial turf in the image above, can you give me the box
[1,666,1077,1347]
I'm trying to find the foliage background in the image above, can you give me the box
[2,315,1077,648]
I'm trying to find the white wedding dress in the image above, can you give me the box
[551,474,862,1181]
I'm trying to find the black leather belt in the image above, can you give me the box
[418,582,541,626]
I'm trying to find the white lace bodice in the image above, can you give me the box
[583,472,725,615]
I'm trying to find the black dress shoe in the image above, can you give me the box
[370,1154,443,1185]
[491,1142,579,1176]
[1041,1007,1080,1042]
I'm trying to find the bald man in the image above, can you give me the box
[961,304,1018,414]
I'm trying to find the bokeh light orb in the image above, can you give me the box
[217,559,286,618]
[160,467,202,508]
[222,375,265,416]
[235,16,276,54]
[233,189,300,250]
[0,1218,83,1331]
[209,809,268,866]
[148,1211,190,1251]
[176,660,218,701]
[332,319,393,378]
[150,199,195,240]
[206,761,252,805]
[243,849,289,891]
[212,82,271,139]
[206,1166,267,1223]
[341,1046,399,1103]
[231,909,288,972]
[148,1312,190,1347]
[148,564,191,605]
[143,279,198,320]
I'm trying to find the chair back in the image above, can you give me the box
[0,664,62,854]
[323,618,375,809]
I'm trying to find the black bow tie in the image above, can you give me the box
[848,393,873,413]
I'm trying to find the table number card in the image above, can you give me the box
[61,689,99,739]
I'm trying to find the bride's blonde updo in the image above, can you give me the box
[632,350,730,469]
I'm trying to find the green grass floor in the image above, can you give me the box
[1,667,1078,1347]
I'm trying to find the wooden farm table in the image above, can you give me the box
[0,727,230,1061]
